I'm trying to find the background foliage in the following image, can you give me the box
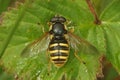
[0,0,120,80]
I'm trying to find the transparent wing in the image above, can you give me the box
[21,32,50,57]
[67,32,99,54]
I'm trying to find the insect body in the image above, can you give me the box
[49,17,69,67]
[22,16,99,67]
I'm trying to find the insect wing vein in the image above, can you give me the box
[21,32,50,57]
[67,32,99,54]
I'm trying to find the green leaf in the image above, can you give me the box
[0,0,120,80]
[0,0,11,14]
[101,0,120,73]
[0,66,14,80]
[92,0,114,16]
[88,0,120,75]
[0,0,30,58]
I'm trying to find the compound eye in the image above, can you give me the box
[50,17,58,23]
[50,16,66,23]
[59,17,66,23]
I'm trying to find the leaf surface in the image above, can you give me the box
[0,0,120,80]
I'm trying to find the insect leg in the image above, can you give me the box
[47,57,52,76]
[41,25,45,33]
[46,50,51,75]
[74,51,86,64]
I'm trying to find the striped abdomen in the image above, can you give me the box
[49,36,69,67]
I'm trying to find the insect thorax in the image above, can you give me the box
[49,22,67,36]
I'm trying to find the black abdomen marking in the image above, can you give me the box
[49,36,69,67]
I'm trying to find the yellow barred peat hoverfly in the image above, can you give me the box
[21,16,99,67]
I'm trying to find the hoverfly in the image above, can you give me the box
[21,16,99,67]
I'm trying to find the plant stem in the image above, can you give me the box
[86,0,101,25]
